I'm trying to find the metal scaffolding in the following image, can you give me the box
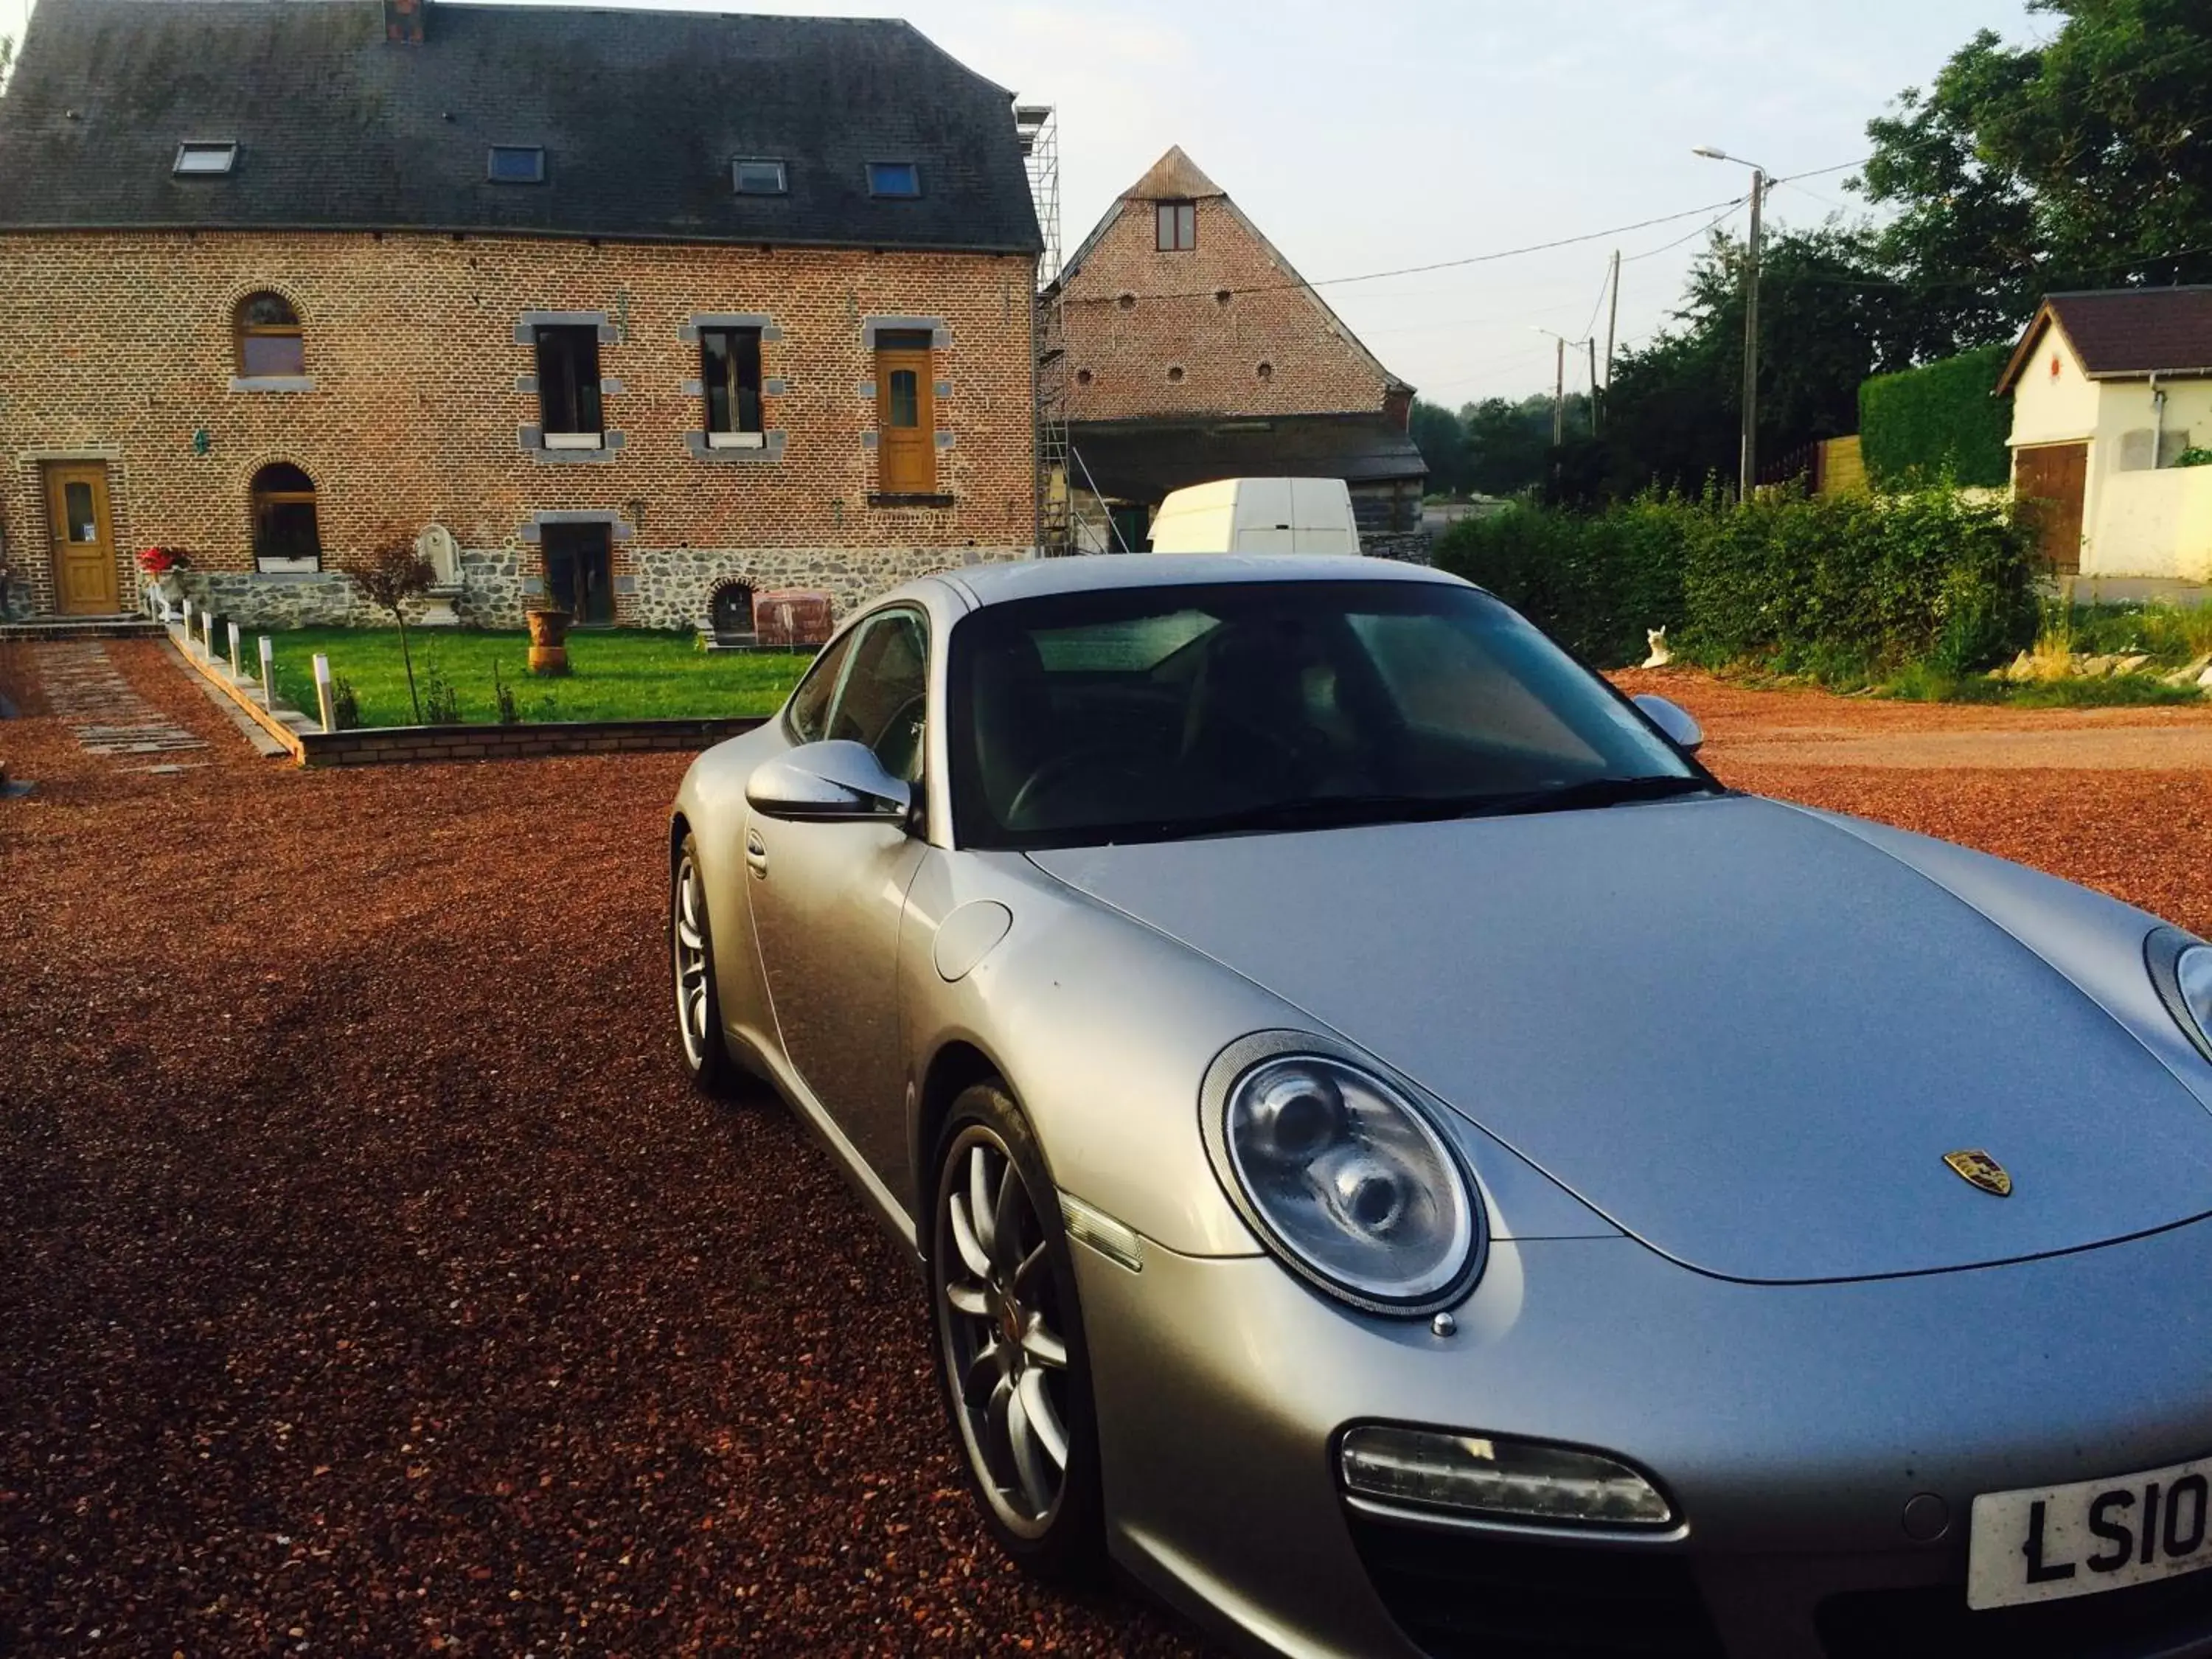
[1017,103,1073,555]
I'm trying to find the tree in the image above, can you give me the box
[1859,1,2212,354]
[353,541,434,724]
[1459,394,1572,497]
[1408,399,1469,495]
[1600,224,1921,495]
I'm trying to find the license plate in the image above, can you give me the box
[1969,1453,2212,1610]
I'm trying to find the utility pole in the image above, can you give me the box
[1739,167,1765,501]
[1552,335,1565,448]
[1586,339,1600,435]
[1694,148,1773,502]
[1603,248,1621,428]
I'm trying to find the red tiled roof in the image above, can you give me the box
[1998,288,2212,392]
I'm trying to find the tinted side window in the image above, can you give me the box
[785,630,855,743]
[826,611,929,782]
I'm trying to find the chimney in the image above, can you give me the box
[384,0,427,46]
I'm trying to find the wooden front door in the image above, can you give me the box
[45,463,121,615]
[874,338,936,495]
[2014,442,2088,577]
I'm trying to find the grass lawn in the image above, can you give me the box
[268,627,812,728]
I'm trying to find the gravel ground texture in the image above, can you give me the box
[4,649,2212,1658]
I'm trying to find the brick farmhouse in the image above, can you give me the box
[0,0,1043,630]
[1048,147,1425,553]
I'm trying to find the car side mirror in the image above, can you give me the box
[746,740,914,823]
[1631,693,1704,755]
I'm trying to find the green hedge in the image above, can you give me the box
[1859,344,2014,490]
[1428,498,1688,668]
[1433,486,2037,677]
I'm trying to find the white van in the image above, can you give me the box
[1146,477,1362,555]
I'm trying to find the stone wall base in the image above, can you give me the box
[168,545,1035,632]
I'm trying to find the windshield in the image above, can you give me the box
[947,579,1707,849]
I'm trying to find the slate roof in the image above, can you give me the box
[0,0,1043,254]
[1998,288,2212,392]
[1068,414,1427,505]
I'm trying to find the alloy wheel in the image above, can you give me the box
[935,1128,1074,1538]
[672,852,712,1070]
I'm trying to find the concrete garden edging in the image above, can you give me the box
[164,620,766,767]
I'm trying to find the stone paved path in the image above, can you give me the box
[34,641,208,769]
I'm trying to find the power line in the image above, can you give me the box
[1064,193,1758,308]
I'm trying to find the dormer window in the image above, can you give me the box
[867,161,921,198]
[173,141,238,177]
[1155,201,1196,251]
[487,146,546,184]
[734,159,788,196]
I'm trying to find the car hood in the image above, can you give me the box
[1028,795,2212,1283]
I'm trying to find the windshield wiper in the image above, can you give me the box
[1461,773,1716,818]
[1136,775,1715,841]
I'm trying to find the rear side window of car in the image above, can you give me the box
[785,630,855,743]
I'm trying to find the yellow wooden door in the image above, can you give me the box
[45,463,120,615]
[875,347,936,495]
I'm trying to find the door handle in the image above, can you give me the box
[745,828,768,879]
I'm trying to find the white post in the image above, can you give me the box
[313,653,335,732]
[258,636,275,706]
[227,622,242,676]
[204,609,218,660]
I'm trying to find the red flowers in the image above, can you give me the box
[139,546,190,575]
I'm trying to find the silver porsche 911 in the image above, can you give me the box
[667,554,2212,1659]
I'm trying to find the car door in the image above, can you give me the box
[746,606,931,1188]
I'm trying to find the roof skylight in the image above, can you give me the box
[487,146,547,184]
[173,141,238,177]
[733,159,787,196]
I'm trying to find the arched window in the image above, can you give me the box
[251,463,321,570]
[235,293,304,378]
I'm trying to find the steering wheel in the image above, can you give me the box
[1006,743,1162,827]
[1182,707,1313,776]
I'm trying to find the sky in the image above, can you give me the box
[0,0,2042,404]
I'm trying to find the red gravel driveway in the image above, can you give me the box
[4,647,2212,1657]
[0,642,1200,1658]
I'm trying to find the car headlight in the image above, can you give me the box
[2146,928,2212,1063]
[1214,1052,1483,1315]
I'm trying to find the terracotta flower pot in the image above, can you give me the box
[526,606,572,676]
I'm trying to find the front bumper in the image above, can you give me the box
[1072,1219,2212,1659]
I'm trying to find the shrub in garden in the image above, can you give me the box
[329,674,362,731]
[420,660,461,726]
[492,661,521,726]
[1681,484,2037,676]
[1432,493,1693,667]
[1433,483,2037,678]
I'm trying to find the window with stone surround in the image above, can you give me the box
[700,327,764,447]
[1155,201,1196,251]
[235,293,304,378]
[535,326,603,447]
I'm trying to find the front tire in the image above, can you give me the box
[930,1082,1105,1582]
[670,832,738,1095]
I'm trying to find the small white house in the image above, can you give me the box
[2000,288,2212,583]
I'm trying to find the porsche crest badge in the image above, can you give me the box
[1944,1149,2013,1197]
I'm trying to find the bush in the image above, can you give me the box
[1859,344,2013,490]
[1680,484,2038,676]
[1434,484,2038,678]
[328,674,361,731]
[1432,494,1692,667]
[420,661,461,726]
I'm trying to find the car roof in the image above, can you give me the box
[931,553,1464,611]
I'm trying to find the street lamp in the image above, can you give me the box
[1695,147,1770,501]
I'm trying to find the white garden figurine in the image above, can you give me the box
[1642,626,1674,669]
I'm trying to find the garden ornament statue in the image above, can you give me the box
[1643,626,1674,669]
